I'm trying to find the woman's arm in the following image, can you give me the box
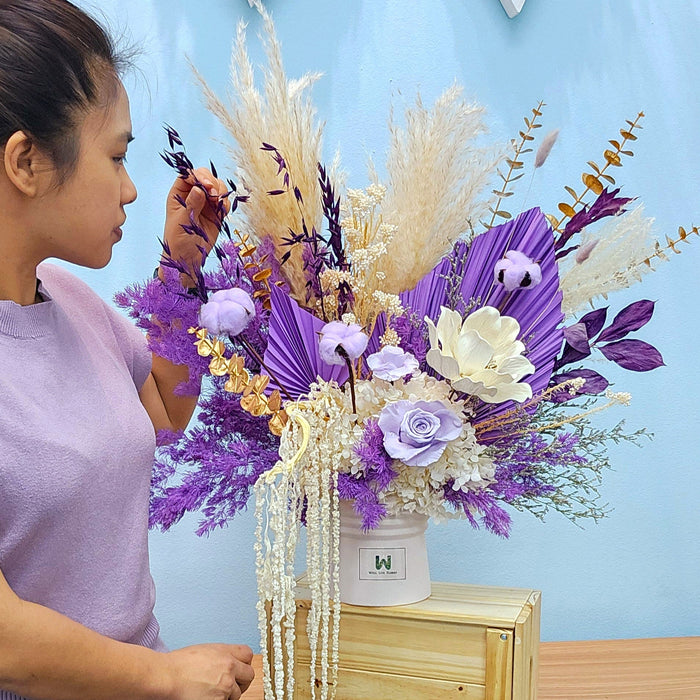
[0,569,254,700]
[140,167,229,433]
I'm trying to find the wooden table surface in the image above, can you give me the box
[246,636,700,699]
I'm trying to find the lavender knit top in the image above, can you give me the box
[0,264,165,700]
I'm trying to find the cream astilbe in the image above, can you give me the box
[378,86,506,294]
[559,206,655,316]
[194,8,324,303]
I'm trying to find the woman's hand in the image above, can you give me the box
[164,643,255,700]
[161,166,230,287]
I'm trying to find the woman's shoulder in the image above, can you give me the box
[37,262,104,307]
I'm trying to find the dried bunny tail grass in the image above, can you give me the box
[535,128,559,168]
[378,85,506,295]
[193,8,325,303]
[559,205,656,316]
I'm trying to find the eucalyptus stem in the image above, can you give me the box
[235,335,294,403]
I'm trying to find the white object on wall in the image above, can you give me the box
[499,0,526,18]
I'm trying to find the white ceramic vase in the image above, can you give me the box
[338,499,431,607]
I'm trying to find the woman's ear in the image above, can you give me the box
[2,131,49,197]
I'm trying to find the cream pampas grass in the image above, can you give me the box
[559,206,655,316]
[377,86,506,295]
[194,8,324,303]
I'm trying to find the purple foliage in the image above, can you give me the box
[556,187,634,255]
[549,368,609,403]
[149,384,279,535]
[392,312,429,365]
[442,484,512,538]
[597,300,655,343]
[490,431,584,508]
[337,420,398,530]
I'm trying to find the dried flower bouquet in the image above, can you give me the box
[117,9,696,700]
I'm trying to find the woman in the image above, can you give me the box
[0,1,254,698]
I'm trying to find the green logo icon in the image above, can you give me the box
[375,555,392,571]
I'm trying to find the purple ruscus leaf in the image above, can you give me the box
[599,339,665,371]
[548,369,610,403]
[579,306,608,338]
[556,187,635,255]
[597,300,655,343]
[563,323,590,353]
[553,306,609,371]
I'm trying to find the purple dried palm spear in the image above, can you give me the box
[401,208,564,436]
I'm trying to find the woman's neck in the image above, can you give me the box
[0,234,43,306]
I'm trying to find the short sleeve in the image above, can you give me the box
[104,304,152,391]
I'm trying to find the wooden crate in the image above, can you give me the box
[290,576,540,700]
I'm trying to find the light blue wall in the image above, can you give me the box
[72,0,700,647]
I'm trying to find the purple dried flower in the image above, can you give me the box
[367,346,419,381]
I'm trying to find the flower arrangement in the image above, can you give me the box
[117,9,696,700]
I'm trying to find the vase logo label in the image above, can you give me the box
[375,555,391,571]
[358,547,406,580]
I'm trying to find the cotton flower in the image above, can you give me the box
[199,288,255,336]
[493,250,542,292]
[425,306,534,403]
[367,346,419,381]
[318,321,369,365]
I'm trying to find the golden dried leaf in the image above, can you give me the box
[545,213,559,229]
[268,410,289,436]
[609,139,621,149]
[587,160,601,174]
[620,149,634,157]
[506,159,524,168]
[240,394,268,416]
[240,247,257,257]
[564,186,578,200]
[601,173,616,184]
[679,226,687,239]
[252,374,270,393]
[495,210,511,219]
[208,356,230,377]
[224,373,247,393]
[492,189,514,198]
[192,327,208,340]
[212,339,226,356]
[267,390,282,412]
[620,129,638,141]
[604,149,621,166]
[582,173,604,195]
[252,269,273,282]
[195,338,215,357]
[558,202,577,218]
[252,289,268,298]
[243,262,257,270]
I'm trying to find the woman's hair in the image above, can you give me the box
[0,0,129,182]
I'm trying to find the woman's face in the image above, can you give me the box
[38,82,138,269]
